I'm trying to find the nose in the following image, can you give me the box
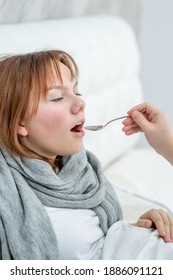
[71,97,86,114]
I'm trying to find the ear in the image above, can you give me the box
[17,124,28,137]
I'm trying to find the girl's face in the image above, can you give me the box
[18,63,86,160]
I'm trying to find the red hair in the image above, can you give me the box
[0,50,78,157]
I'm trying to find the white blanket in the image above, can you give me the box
[102,221,173,259]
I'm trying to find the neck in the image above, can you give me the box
[46,156,63,172]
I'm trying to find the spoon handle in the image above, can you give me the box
[105,115,128,127]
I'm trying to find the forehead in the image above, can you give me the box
[47,62,77,89]
[50,62,72,80]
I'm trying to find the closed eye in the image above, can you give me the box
[75,93,82,96]
[51,97,64,102]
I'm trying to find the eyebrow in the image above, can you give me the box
[48,80,78,91]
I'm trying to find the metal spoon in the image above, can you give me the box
[84,115,128,131]
[84,109,145,131]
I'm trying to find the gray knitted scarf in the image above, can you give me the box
[0,148,122,259]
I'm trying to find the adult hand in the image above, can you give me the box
[122,103,173,164]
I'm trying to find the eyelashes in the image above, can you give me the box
[51,93,82,102]
[51,97,64,102]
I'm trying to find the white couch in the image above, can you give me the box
[0,15,173,222]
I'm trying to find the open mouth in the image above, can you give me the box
[71,121,84,133]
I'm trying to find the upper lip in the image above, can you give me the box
[71,118,85,130]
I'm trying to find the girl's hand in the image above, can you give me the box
[133,209,173,243]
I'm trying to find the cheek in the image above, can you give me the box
[28,107,67,133]
[40,108,67,130]
[49,110,67,127]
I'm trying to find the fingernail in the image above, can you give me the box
[165,237,171,242]
[131,111,140,118]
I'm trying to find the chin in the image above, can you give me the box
[62,145,84,156]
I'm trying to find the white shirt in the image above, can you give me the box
[45,207,105,259]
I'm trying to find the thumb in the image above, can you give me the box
[131,111,151,131]
[134,218,152,228]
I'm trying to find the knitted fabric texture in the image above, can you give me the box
[0,148,122,259]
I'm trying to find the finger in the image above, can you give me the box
[130,111,152,130]
[150,211,166,238]
[122,117,134,125]
[140,209,166,238]
[139,209,173,243]
[123,110,152,135]
[157,210,171,242]
[128,103,160,118]
[134,218,152,228]
[122,126,142,135]
[151,210,173,242]
[122,122,140,131]
[168,214,173,242]
[161,212,173,242]
[127,103,147,115]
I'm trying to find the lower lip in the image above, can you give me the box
[71,123,85,137]
[71,130,85,137]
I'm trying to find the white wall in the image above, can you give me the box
[140,0,173,122]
